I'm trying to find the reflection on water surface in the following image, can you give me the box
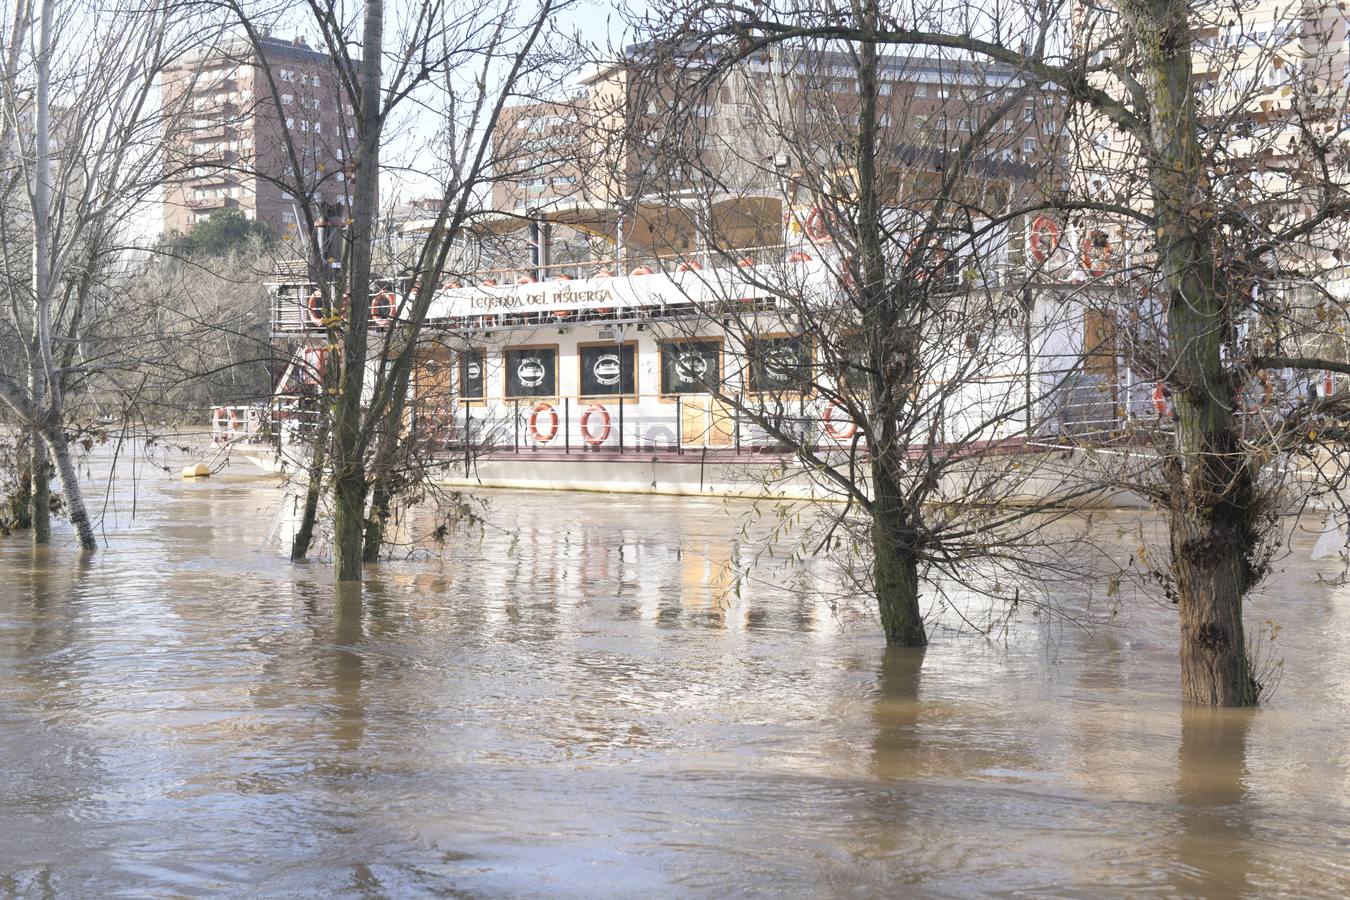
[0,464,1348,896]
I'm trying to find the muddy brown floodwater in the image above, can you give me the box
[1,453,1349,897]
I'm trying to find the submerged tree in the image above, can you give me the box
[629,0,1350,704]
[211,0,572,579]
[0,0,201,551]
[611,9,1100,646]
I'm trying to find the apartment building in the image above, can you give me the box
[162,34,354,238]
[490,47,1063,264]
[1072,0,1350,254]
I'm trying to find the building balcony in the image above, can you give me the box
[187,196,238,211]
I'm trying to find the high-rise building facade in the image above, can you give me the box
[161,34,353,238]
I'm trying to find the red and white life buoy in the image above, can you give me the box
[1029,215,1061,263]
[1081,228,1113,277]
[528,401,559,443]
[787,251,813,263]
[580,403,612,446]
[805,206,832,241]
[629,265,654,276]
[593,269,613,279]
[677,260,702,272]
[822,401,858,441]
[480,278,498,287]
[1152,383,1173,417]
[370,290,396,326]
[441,280,462,290]
[1324,371,1335,398]
[212,406,227,433]
[307,289,325,326]
[737,257,756,267]
[299,346,326,386]
[516,275,536,285]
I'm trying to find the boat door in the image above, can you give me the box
[680,396,735,448]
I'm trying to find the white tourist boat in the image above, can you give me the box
[210,201,1335,506]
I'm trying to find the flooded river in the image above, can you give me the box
[1,457,1349,897]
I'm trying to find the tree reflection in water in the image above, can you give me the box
[1172,706,1256,897]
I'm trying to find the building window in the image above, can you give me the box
[504,346,557,398]
[748,336,812,393]
[579,343,636,397]
[460,349,485,399]
[281,93,293,105]
[279,69,295,82]
[659,341,720,394]
[1023,137,1037,153]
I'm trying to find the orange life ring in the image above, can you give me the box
[822,401,857,440]
[1029,215,1061,262]
[737,257,756,267]
[677,260,702,272]
[1152,383,1173,417]
[1081,228,1113,276]
[307,289,325,326]
[299,347,325,385]
[629,265,653,276]
[441,280,462,290]
[788,251,813,263]
[481,278,498,287]
[556,274,573,281]
[370,290,396,325]
[805,206,832,241]
[552,309,573,319]
[580,403,612,446]
[1324,371,1335,397]
[517,275,536,285]
[527,401,559,443]
[594,269,612,279]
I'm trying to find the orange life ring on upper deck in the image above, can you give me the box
[370,290,396,326]
[307,289,325,326]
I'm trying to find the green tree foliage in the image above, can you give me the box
[169,209,275,257]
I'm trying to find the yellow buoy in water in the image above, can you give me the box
[181,462,211,479]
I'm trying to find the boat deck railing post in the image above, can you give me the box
[619,397,625,454]
[564,397,570,455]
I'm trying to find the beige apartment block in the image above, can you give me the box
[490,47,1066,265]
[1071,0,1349,267]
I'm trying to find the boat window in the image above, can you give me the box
[459,349,485,400]
[505,346,558,398]
[659,341,720,395]
[580,343,636,397]
[748,336,812,394]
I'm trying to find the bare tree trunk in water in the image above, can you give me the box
[27,0,95,554]
[291,421,329,561]
[871,463,926,646]
[330,0,384,582]
[46,426,94,551]
[362,477,391,562]
[10,432,34,531]
[1127,0,1256,705]
[854,2,925,647]
[28,360,50,543]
